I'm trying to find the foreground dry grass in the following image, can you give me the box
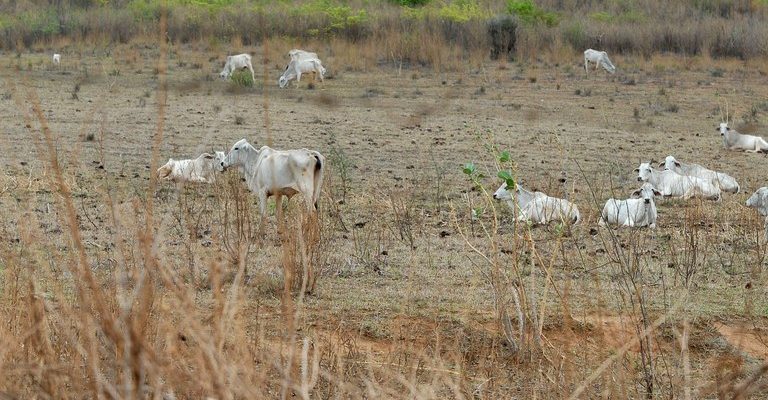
[1,41,768,398]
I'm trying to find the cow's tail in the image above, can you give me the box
[572,208,581,225]
[311,151,325,210]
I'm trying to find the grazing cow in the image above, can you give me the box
[660,155,740,193]
[288,49,319,62]
[219,53,255,81]
[157,151,225,183]
[599,183,662,228]
[493,182,580,225]
[584,49,616,74]
[718,122,768,153]
[221,139,325,217]
[636,162,721,200]
[278,58,326,88]
[52,53,61,66]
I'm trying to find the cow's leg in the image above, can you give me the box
[248,64,255,82]
[275,194,285,239]
[295,71,302,88]
[585,58,589,73]
[258,190,268,238]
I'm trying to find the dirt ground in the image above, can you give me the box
[2,44,768,396]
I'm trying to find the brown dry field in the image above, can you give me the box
[2,44,768,397]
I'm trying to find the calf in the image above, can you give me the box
[599,183,661,228]
[493,182,580,225]
[219,53,255,81]
[157,151,225,183]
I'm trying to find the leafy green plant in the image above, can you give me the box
[438,0,487,23]
[506,0,558,26]
[229,69,254,87]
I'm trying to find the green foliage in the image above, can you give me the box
[394,0,431,7]
[230,69,254,87]
[20,8,61,36]
[296,0,368,36]
[438,0,487,23]
[589,11,613,22]
[506,0,558,26]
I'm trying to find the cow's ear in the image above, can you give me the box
[653,189,662,196]
[657,161,665,168]
[674,161,681,167]
[634,168,640,173]
[631,190,642,198]
[204,154,214,159]
[727,127,731,131]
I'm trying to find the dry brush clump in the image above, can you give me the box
[4,0,768,71]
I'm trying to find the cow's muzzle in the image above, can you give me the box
[492,193,499,200]
[637,177,643,182]
[644,198,650,204]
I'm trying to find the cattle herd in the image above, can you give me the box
[153,48,768,240]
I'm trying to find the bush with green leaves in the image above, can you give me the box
[229,69,254,88]
[393,0,431,7]
[506,0,558,26]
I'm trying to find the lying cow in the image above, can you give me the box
[278,58,326,88]
[157,151,225,183]
[718,122,768,153]
[599,183,661,228]
[584,49,616,74]
[660,155,739,193]
[746,187,768,238]
[493,182,580,225]
[219,53,255,81]
[636,162,721,200]
[221,139,325,217]
[747,187,768,216]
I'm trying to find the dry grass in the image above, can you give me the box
[3,3,768,398]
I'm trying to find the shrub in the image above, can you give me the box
[438,0,486,23]
[229,69,254,88]
[487,14,518,60]
[506,0,558,26]
[393,0,431,6]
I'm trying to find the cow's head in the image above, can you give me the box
[213,151,226,173]
[631,183,661,204]
[718,122,730,135]
[278,74,289,88]
[746,187,768,211]
[493,183,512,201]
[635,162,653,182]
[221,139,251,170]
[660,155,681,170]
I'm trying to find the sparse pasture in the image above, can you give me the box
[1,43,768,398]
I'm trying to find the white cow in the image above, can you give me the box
[660,155,740,193]
[288,49,319,62]
[599,183,661,228]
[584,49,616,74]
[221,139,325,216]
[746,187,768,216]
[636,162,721,200]
[278,58,326,88]
[219,53,255,81]
[52,53,61,66]
[493,182,580,225]
[746,187,768,238]
[718,122,768,153]
[157,151,225,183]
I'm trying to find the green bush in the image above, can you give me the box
[229,69,254,88]
[438,0,486,23]
[393,0,431,6]
[506,0,558,26]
